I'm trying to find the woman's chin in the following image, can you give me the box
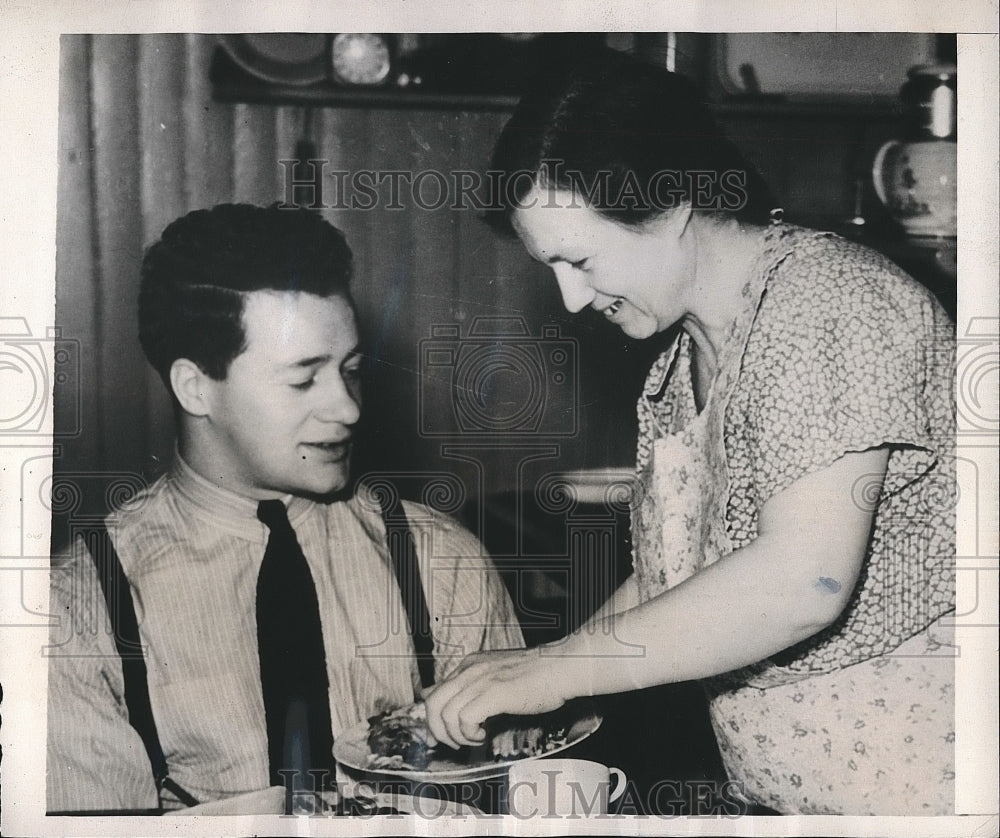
[620,318,660,341]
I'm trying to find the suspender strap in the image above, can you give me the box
[87,521,200,809]
[377,495,435,689]
[86,491,432,805]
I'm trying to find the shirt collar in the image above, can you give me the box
[642,332,684,399]
[170,452,315,543]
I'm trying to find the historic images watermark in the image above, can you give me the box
[419,317,578,437]
[413,314,643,655]
[277,775,754,819]
[0,316,80,437]
[278,159,751,214]
[14,314,998,660]
[955,317,1000,437]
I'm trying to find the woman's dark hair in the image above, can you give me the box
[486,47,776,234]
[139,203,353,386]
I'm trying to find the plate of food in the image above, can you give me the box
[334,702,602,782]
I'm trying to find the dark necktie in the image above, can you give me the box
[256,499,335,790]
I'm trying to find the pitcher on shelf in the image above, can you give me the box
[872,62,957,240]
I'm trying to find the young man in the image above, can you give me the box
[46,204,523,812]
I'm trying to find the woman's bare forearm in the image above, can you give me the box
[550,535,851,691]
[424,448,888,747]
[585,573,639,623]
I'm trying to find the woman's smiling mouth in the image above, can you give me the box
[603,297,625,318]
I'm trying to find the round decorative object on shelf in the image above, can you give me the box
[331,34,393,86]
[217,34,331,86]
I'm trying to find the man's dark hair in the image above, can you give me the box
[486,46,776,234]
[139,203,353,386]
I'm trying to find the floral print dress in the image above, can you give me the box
[631,223,956,814]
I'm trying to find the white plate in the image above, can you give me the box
[335,711,603,783]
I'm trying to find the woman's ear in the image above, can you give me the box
[169,358,214,418]
[650,202,694,241]
[669,202,694,236]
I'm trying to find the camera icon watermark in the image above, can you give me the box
[0,317,80,436]
[419,317,578,437]
[955,316,999,436]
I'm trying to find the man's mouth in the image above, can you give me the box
[302,441,351,459]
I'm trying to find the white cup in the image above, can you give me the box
[507,758,627,818]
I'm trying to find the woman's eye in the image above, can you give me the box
[343,365,362,382]
[291,379,315,391]
[571,258,589,270]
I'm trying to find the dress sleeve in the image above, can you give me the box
[405,504,524,682]
[733,240,955,508]
[46,539,160,813]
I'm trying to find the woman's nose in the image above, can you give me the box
[552,265,594,313]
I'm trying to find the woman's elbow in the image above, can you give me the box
[784,575,855,643]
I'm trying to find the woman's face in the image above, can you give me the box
[511,186,691,339]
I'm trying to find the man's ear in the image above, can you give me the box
[169,358,215,417]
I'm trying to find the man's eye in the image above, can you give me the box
[343,365,362,381]
[571,258,589,270]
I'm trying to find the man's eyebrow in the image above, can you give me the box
[541,250,572,265]
[283,346,362,370]
[285,354,331,369]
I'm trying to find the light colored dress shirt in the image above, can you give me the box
[47,455,523,812]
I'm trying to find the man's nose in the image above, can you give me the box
[315,377,361,425]
[552,265,594,313]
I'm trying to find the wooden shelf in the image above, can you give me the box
[212,81,521,112]
[213,80,904,117]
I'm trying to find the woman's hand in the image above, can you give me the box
[422,646,573,750]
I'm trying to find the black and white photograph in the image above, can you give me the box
[1,2,997,836]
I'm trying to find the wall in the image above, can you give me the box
[52,33,908,544]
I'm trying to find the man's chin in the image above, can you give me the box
[284,466,352,501]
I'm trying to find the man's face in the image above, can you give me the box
[200,290,361,499]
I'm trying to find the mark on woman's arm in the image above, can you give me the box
[815,577,842,594]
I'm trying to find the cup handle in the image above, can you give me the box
[871,139,901,207]
[608,767,628,804]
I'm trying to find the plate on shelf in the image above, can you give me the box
[218,34,330,86]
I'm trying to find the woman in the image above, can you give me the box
[424,48,956,815]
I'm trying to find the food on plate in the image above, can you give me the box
[488,718,570,759]
[366,703,435,770]
[364,703,578,771]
